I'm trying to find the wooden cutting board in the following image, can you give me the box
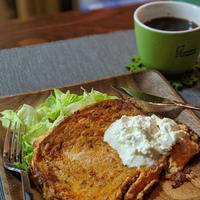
[0,70,200,200]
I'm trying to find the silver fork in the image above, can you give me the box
[3,122,33,200]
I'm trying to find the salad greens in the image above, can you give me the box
[0,88,117,171]
[126,55,200,90]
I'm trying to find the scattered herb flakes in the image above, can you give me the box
[125,55,200,90]
[125,56,146,71]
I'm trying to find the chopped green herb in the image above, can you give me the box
[125,55,200,90]
[125,56,146,72]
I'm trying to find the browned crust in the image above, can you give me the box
[165,126,200,179]
[124,165,163,200]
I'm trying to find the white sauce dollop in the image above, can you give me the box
[104,115,186,168]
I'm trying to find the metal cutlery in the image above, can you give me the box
[3,122,33,200]
[112,86,200,111]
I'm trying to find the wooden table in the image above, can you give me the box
[0,3,144,50]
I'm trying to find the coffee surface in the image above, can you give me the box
[144,17,198,31]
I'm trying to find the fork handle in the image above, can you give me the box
[21,171,33,200]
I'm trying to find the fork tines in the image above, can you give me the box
[3,122,26,164]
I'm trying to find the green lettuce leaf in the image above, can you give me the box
[0,110,22,130]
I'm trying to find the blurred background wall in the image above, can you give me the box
[0,0,16,22]
[0,0,155,22]
[0,0,199,22]
[0,0,72,21]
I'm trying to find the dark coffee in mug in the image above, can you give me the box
[145,17,198,31]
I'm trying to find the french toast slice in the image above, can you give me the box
[30,99,199,200]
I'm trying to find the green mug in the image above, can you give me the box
[134,1,200,75]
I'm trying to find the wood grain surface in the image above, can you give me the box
[0,0,168,50]
[0,3,141,49]
[0,70,200,200]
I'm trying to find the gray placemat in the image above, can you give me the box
[0,30,137,96]
[0,174,5,200]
